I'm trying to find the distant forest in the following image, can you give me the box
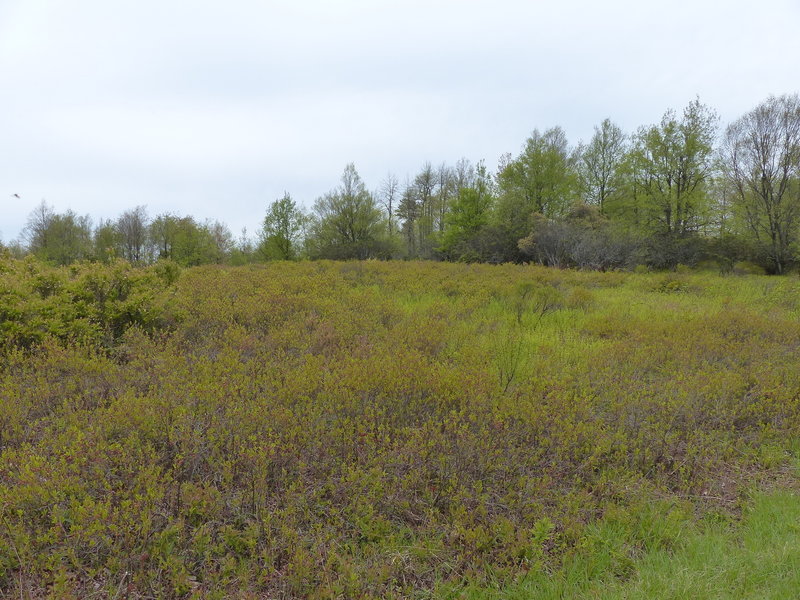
[4,94,800,274]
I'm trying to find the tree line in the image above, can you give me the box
[4,93,800,273]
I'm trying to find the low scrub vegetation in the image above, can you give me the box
[1,257,800,598]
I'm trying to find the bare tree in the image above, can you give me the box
[414,162,436,243]
[396,177,419,257]
[722,94,800,274]
[435,163,454,234]
[116,206,150,264]
[207,220,235,263]
[453,157,476,194]
[378,172,399,236]
[22,200,56,251]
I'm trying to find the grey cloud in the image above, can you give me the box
[1,0,799,242]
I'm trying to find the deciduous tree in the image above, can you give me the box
[116,205,150,264]
[579,119,626,215]
[23,201,93,265]
[629,99,718,236]
[495,127,581,243]
[722,94,800,273]
[258,193,306,260]
[308,164,388,259]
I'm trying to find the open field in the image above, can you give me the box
[2,258,800,598]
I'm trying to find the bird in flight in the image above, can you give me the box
[12,193,20,198]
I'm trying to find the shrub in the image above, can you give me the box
[1,259,799,597]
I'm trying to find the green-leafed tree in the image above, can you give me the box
[579,118,627,215]
[495,127,581,244]
[439,162,495,260]
[307,164,390,260]
[23,201,94,265]
[149,214,179,260]
[149,214,228,266]
[258,193,306,260]
[94,219,120,264]
[627,98,718,237]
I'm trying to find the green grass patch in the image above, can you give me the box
[460,489,800,599]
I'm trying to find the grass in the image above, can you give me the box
[466,487,800,599]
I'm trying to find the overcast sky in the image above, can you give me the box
[1,0,799,243]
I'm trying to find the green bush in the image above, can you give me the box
[0,258,180,351]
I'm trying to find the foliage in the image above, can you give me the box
[627,99,718,237]
[116,205,150,264]
[258,193,306,260]
[22,201,94,266]
[2,258,800,597]
[518,205,640,270]
[307,164,392,260]
[150,214,232,266]
[578,118,627,215]
[495,127,581,244]
[8,95,800,272]
[0,256,180,350]
[438,165,495,260]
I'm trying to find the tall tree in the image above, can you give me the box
[378,173,400,237]
[435,163,455,234]
[206,220,234,263]
[395,164,443,259]
[452,158,476,194]
[229,228,256,266]
[308,164,387,259]
[396,178,419,258]
[413,162,437,251]
[116,205,150,264]
[722,94,800,274]
[495,126,581,242]
[629,99,718,236]
[258,193,305,260]
[170,217,224,266]
[579,119,626,215]
[149,214,179,260]
[23,201,93,265]
[94,219,120,263]
[148,214,222,266]
[22,201,56,253]
[439,161,494,260]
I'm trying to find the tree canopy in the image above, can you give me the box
[9,94,800,273]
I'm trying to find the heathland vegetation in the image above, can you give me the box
[3,94,800,275]
[2,256,800,597]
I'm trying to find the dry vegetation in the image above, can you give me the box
[2,257,800,598]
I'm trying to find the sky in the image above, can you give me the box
[1,0,799,243]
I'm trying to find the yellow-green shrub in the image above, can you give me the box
[1,258,799,598]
